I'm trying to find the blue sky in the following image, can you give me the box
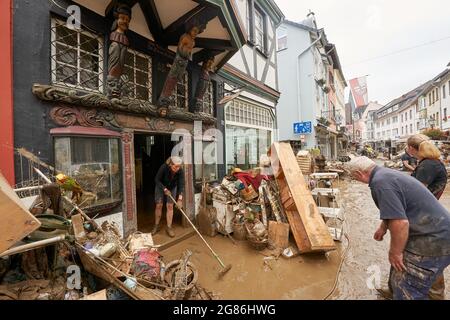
[274,0,450,105]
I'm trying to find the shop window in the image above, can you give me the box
[226,126,272,172]
[54,136,121,210]
[51,18,104,92]
[225,99,273,172]
[124,49,152,101]
[194,140,218,183]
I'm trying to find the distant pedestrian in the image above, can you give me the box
[401,147,417,172]
[346,156,450,300]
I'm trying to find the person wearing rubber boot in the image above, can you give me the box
[152,156,184,238]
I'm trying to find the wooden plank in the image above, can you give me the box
[268,221,290,249]
[71,214,86,241]
[80,289,107,300]
[270,143,336,253]
[76,247,159,300]
[0,173,41,254]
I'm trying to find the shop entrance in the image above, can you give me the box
[134,133,181,232]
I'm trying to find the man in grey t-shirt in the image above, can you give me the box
[346,157,450,300]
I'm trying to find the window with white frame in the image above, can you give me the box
[51,18,104,92]
[123,49,152,101]
[254,7,266,52]
[225,99,274,172]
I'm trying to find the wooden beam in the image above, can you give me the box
[139,0,164,43]
[270,142,336,254]
[192,48,224,64]
[105,0,139,18]
[195,38,234,50]
[164,5,219,45]
[0,173,41,254]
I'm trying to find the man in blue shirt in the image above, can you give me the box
[346,156,450,300]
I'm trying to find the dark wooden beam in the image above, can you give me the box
[192,48,224,64]
[139,0,164,43]
[105,0,139,18]
[215,50,237,71]
[194,38,234,51]
[164,5,219,45]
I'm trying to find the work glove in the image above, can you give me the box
[163,188,172,196]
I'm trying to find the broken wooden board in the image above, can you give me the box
[80,289,107,300]
[0,173,41,254]
[71,214,86,241]
[76,247,160,300]
[268,221,290,249]
[270,142,336,253]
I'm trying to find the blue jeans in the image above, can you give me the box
[390,250,450,300]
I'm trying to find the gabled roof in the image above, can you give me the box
[326,43,347,87]
[377,81,432,115]
[283,19,318,33]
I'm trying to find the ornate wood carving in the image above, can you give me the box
[33,84,216,125]
[147,118,175,132]
[157,20,207,114]
[121,131,136,223]
[107,5,132,99]
[50,106,120,128]
[193,55,214,113]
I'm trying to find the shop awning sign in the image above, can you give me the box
[294,122,312,134]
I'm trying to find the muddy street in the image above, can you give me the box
[332,178,450,300]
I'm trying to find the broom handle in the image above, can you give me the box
[167,193,226,269]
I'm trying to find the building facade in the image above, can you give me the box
[373,82,429,149]
[219,0,284,173]
[4,0,283,237]
[419,67,450,131]
[276,14,347,159]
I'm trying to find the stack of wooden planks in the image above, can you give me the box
[296,151,314,175]
[269,142,336,253]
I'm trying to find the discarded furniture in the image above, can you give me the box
[270,142,336,253]
[310,173,344,242]
[0,173,41,254]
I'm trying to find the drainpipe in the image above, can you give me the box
[296,33,322,143]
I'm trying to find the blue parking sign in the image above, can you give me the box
[293,121,312,134]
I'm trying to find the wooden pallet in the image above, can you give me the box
[270,143,336,253]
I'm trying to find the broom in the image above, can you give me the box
[166,192,232,278]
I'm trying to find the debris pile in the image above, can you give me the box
[201,142,338,255]
[0,169,214,301]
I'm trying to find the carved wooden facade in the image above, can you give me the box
[11,0,283,237]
